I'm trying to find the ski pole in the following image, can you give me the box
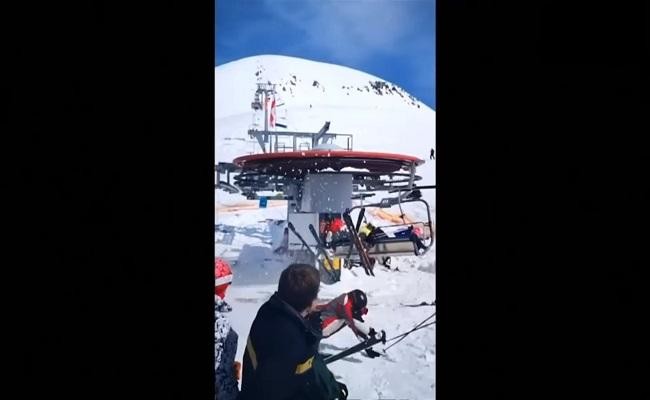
[307,224,338,282]
[384,321,436,347]
[287,222,317,257]
[389,312,436,340]
[323,330,386,364]
[384,312,436,351]
[289,222,338,282]
[384,321,436,352]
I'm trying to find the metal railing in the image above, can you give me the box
[248,129,353,153]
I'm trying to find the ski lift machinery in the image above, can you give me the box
[226,127,435,283]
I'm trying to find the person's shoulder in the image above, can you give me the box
[253,301,301,334]
[251,312,308,357]
[336,292,349,304]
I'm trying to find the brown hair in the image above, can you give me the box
[277,263,320,312]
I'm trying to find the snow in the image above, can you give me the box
[216,55,435,399]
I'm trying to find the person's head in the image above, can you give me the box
[215,258,233,299]
[349,289,368,322]
[277,263,320,314]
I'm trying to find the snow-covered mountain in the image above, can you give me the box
[216,55,436,399]
[216,55,435,201]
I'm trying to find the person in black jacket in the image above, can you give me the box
[239,264,348,400]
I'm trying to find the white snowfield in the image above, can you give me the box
[216,55,435,399]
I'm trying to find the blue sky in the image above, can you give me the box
[216,0,436,109]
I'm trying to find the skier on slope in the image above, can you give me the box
[310,289,383,358]
[214,258,239,400]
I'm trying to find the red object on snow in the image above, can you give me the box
[215,258,233,299]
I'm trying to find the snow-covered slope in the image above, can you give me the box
[216,55,436,399]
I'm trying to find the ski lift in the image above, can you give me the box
[336,210,432,259]
[229,148,432,281]
[328,186,436,265]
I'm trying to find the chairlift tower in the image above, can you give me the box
[250,82,279,150]
[232,149,434,283]
[249,81,351,154]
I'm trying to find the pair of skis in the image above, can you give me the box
[287,208,374,279]
[287,222,339,282]
[307,223,341,282]
[323,330,386,365]
[342,208,374,276]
